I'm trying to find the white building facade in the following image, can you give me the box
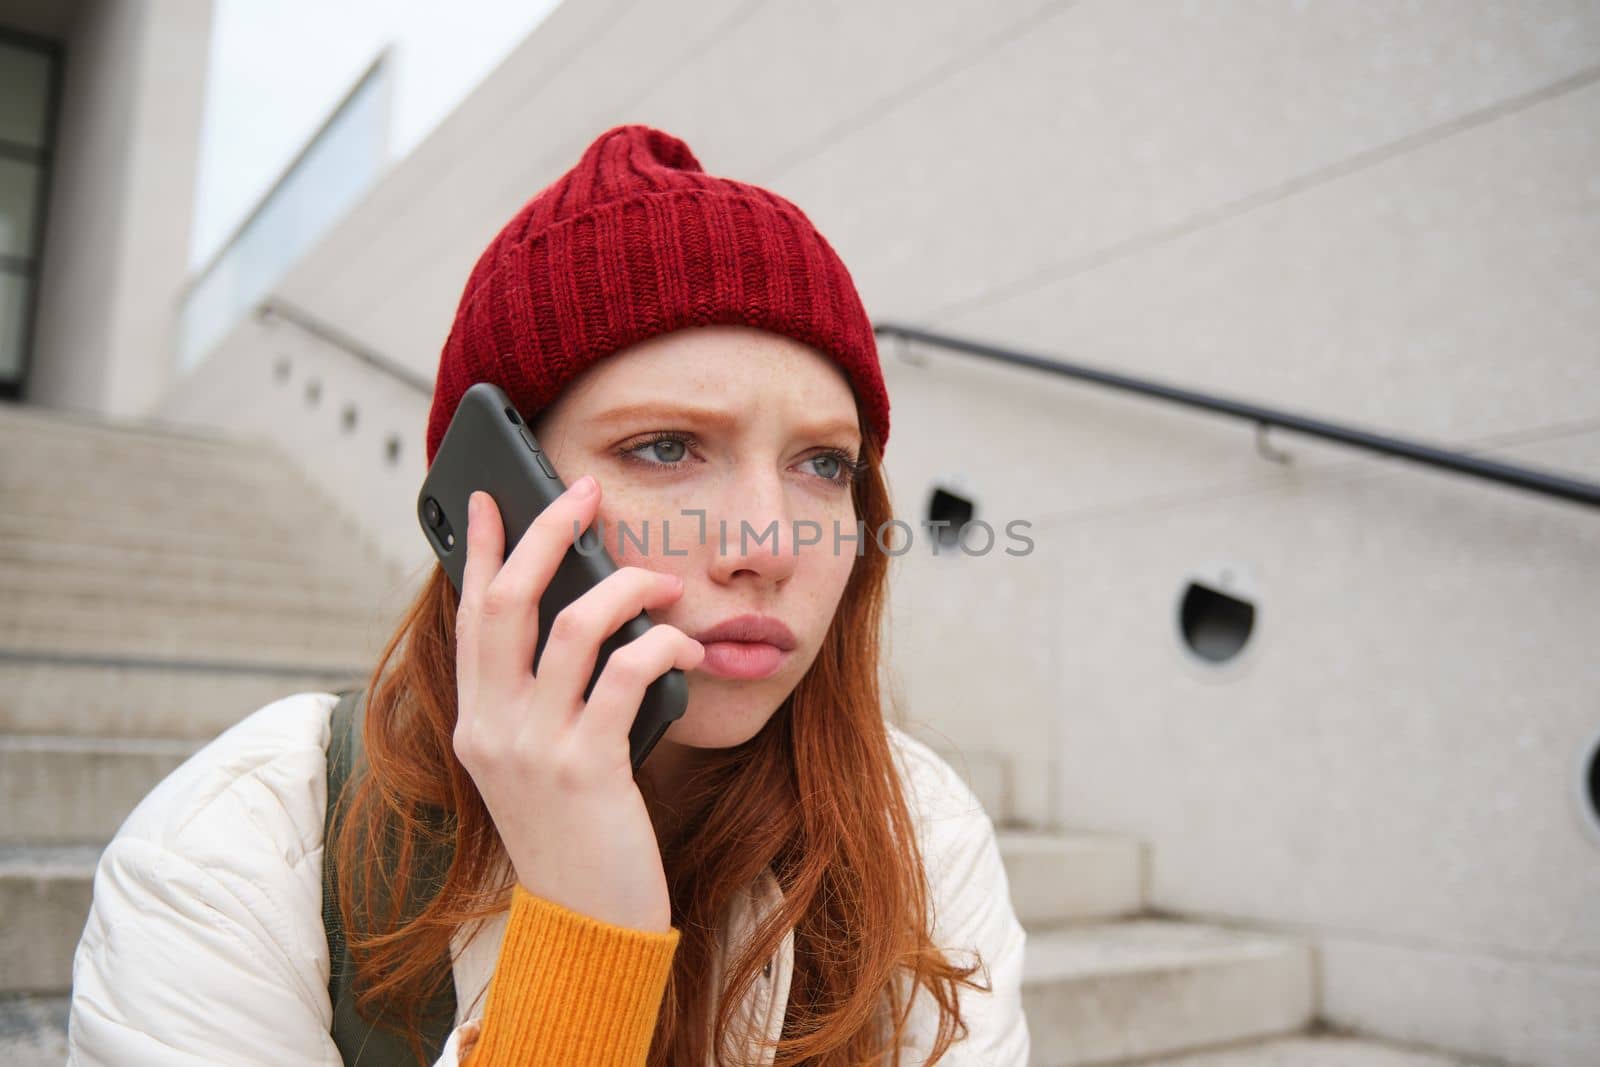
[7,3,1598,1065]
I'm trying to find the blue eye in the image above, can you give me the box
[644,438,687,463]
[801,449,865,487]
[623,432,693,466]
[803,453,842,481]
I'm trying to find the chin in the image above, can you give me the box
[660,681,788,749]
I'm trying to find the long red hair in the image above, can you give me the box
[335,426,988,1064]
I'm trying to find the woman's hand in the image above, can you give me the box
[452,475,705,933]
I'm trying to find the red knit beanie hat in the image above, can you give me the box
[425,123,889,467]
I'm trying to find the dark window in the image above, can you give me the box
[0,29,63,401]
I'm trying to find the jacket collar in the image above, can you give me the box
[450,867,794,1066]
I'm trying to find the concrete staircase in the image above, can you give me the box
[989,829,1491,1066]
[0,402,408,1059]
[0,404,1489,1065]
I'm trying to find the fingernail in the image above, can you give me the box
[468,492,481,521]
[572,474,597,498]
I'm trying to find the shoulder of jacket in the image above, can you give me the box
[71,691,349,1063]
[881,725,1031,1064]
[883,721,993,831]
[109,690,339,872]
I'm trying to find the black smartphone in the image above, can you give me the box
[417,381,689,771]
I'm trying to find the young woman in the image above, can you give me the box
[67,124,1028,1066]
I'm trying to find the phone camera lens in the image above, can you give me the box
[424,497,442,527]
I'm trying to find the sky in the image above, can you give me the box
[189,0,564,272]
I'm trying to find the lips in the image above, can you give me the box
[691,614,797,650]
[690,613,797,680]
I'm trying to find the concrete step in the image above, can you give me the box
[0,625,379,677]
[0,736,201,844]
[0,510,393,568]
[998,831,1144,927]
[1,588,392,632]
[1022,919,1314,1067]
[0,473,366,531]
[0,453,311,497]
[0,846,97,995]
[0,408,274,457]
[0,537,406,592]
[0,490,352,550]
[1122,1033,1492,1066]
[0,657,361,738]
[0,491,376,545]
[0,565,411,618]
[0,994,70,1065]
[0,605,390,671]
[0,396,254,439]
[0,413,298,455]
[0,403,288,470]
[0,434,299,497]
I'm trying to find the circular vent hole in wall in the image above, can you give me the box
[926,488,974,551]
[1179,578,1256,664]
[1580,727,1600,847]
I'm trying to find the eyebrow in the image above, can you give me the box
[589,402,861,443]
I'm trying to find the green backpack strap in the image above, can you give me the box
[323,687,458,1065]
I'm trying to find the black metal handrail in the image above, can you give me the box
[249,299,1599,511]
[256,298,433,395]
[874,322,1600,511]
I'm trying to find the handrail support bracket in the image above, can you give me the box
[1255,421,1293,465]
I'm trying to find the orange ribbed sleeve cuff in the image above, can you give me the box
[461,884,680,1066]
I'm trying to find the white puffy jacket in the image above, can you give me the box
[67,691,1029,1065]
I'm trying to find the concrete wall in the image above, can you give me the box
[25,0,211,417]
[152,3,1600,1063]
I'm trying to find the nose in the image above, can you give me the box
[703,465,799,588]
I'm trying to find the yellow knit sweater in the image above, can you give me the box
[460,885,681,1065]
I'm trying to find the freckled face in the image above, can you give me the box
[530,324,864,750]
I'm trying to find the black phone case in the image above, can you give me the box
[417,381,688,771]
